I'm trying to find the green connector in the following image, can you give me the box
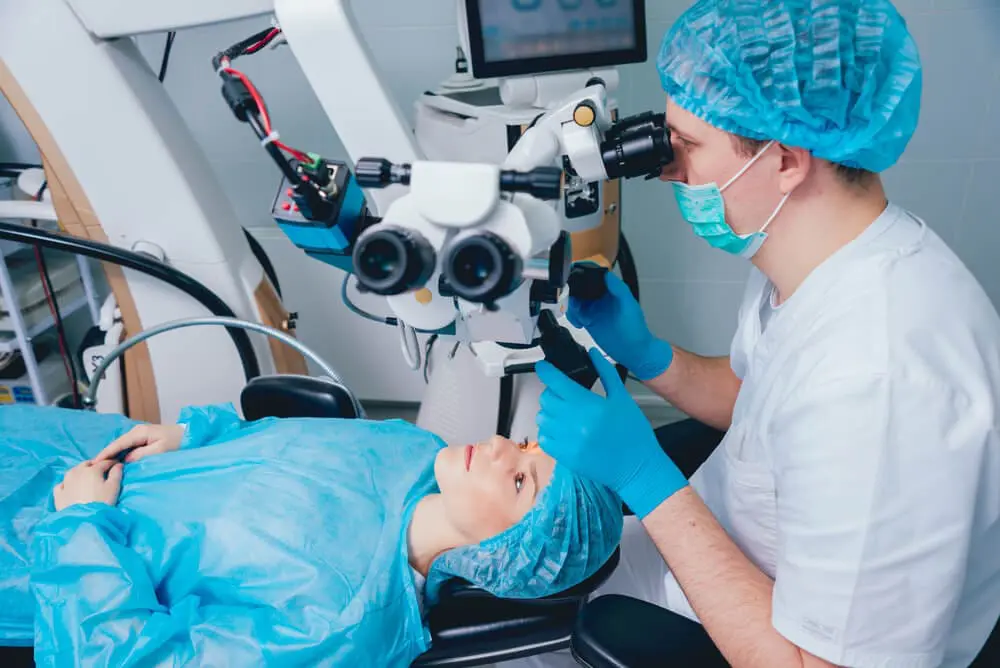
[305,152,324,170]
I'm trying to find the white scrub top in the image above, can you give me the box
[665,203,1000,668]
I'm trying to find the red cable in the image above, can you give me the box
[32,246,77,404]
[244,28,281,55]
[222,64,311,163]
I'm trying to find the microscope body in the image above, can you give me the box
[347,81,670,345]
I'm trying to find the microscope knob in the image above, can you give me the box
[567,263,609,301]
[573,101,597,128]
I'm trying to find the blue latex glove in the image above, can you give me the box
[536,348,688,519]
[567,271,674,381]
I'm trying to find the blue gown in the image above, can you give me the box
[0,404,441,667]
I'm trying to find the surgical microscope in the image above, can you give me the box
[212,11,673,393]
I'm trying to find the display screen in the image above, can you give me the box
[478,0,638,64]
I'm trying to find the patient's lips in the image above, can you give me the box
[465,445,474,471]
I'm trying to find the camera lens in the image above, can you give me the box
[601,111,674,180]
[352,226,435,295]
[443,233,523,304]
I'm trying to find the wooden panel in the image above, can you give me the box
[570,177,620,266]
[1,58,160,421]
[254,279,309,376]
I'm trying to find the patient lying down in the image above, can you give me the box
[0,404,622,667]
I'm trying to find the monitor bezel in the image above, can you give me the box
[465,0,648,79]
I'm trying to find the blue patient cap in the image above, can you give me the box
[424,465,623,603]
[657,0,922,172]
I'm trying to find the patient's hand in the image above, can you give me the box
[54,460,123,511]
[95,424,185,464]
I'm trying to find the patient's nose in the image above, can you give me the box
[485,436,514,463]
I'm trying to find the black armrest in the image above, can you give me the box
[240,375,358,421]
[570,595,728,668]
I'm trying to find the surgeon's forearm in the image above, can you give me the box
[644,349,740,431]
[642,488,838,668]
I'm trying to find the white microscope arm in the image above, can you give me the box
[502,82,614,182]
[274,0,423,217]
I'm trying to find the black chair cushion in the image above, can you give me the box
[412,548,620,667]
[571,594,728,668]
[240,375,357,421]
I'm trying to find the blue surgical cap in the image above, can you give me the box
[658,0,922,172]
[424,465,623,603]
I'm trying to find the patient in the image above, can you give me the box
[0,404,621,667]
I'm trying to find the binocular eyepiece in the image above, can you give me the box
[352,160,563,300]
[600,111,673,180]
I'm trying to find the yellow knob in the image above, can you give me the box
[573,103,596,127]
[414,288,433,305]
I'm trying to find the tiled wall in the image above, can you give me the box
[3,0,999,401]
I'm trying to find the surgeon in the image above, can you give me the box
[519,1,1000,667]
[0,404,621,667]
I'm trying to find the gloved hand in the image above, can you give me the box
[567,271,673,381]
[536,348,688,519]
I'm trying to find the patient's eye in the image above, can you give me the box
[514,472,525,493]
[518,438,530,451]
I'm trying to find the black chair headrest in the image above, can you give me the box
[240,375,358,421]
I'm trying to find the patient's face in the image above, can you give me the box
[434,435,556,543]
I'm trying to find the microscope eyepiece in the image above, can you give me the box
[352,226,435,295]
[443,232,523,304]
[601,111,673,180]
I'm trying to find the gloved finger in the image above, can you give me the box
[605,271,635,301]
[535,360,590,402]
[567,297,598,329]
[536,412,579,448]
[95,426,148,462]
[590,347,627,397]
[565,301,585,329]
[538,387,572,416]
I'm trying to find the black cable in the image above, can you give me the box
[158,31,177,83]
[242,228,281,298]
[0,162,42,171]
[211,27,277,71]
[247,113,301,184]
[0,221,261,382]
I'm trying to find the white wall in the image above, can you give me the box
[3,0,1000,404]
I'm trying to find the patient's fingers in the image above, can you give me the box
[95,426,149,461]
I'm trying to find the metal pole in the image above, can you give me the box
[0,247,49,405]
[75,255,101,324]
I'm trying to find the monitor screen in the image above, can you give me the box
[465,0,646,79]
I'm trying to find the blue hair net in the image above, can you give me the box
[657,0,922,172]
[424,465,622,603]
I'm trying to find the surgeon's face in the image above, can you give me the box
[659,98,785,236]
[434,435,556,543]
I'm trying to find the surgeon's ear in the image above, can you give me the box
[776,144,812,194]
